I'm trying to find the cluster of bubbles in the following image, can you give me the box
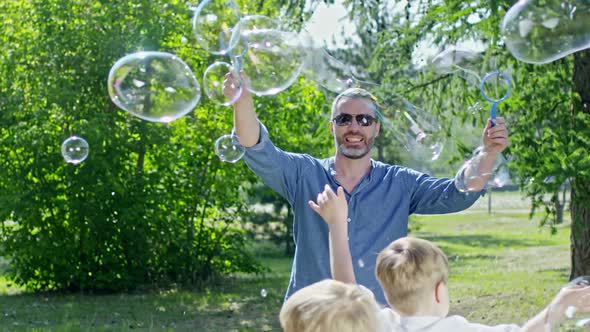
[101,0,483,165]
[105,0,371,164]
[64,0,590,169]
[502,0,590,64]
[413,43,513,171]
[468,102,483,115]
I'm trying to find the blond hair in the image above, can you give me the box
[375,237,448,315]
[331,88,382,118]
[279,279,380,332]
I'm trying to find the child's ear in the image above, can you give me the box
[434,281,443,303]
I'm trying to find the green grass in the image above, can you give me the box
[0,191,573,331]
[0,258,292,331]
[414,209,571,326]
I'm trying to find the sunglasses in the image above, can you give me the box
[332,113,378,127]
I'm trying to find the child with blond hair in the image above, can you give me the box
[279,279,381,332]
[309,184,590,332]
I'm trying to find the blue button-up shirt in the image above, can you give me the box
[244,123,483,305]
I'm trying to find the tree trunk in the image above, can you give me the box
[570,181,590,279]
[570,50,590,279]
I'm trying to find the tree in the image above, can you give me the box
[0,0,331,291]
[570,50,590,278]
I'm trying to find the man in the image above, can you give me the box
[223,73,508,304]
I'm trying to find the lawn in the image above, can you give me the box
[0,191,573,331]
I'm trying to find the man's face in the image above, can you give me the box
[330,98,380,159]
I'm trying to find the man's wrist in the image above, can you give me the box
[480,146,499,157]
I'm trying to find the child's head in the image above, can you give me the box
[279,279,380,332]
[375,237,449,316]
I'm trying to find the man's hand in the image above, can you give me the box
[223,71,251,105]
[482,117,509,154]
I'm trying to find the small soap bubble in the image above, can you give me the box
[358,259,365,268]
[61,136,89,164]
[491,164,511,188]
[214,134,245,163]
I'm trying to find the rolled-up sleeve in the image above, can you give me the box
[243,122,304,205]
[404,167,485,215]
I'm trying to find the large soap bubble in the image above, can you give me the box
[233,28,306,96]
[302,47,357,94]
[228,14,280,62]
[455,148,511,192]
[108,51,201,123]
[502,0,590,64]
[203,61,242,106]
[429,46,485,86]
[380,96,445,162]
[232,14,280,37]
[192,0,242,55]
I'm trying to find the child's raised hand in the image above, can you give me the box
[547,284,590,324]
[308,185,347,226]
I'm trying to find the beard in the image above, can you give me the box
[336,132,376,159]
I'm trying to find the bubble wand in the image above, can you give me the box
[479,71,512,127]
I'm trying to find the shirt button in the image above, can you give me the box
[347,218,351,223]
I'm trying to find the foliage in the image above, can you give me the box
[0,0,332,291]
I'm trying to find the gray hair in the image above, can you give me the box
[331,88,383,119]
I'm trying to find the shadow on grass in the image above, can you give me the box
[0,262,291,331]
[420,234,557,252]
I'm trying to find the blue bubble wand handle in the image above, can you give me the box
[490,102,498,127]
[480,71,512,128]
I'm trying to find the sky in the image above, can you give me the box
[302,0,486,67]
[302,1,358,49]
